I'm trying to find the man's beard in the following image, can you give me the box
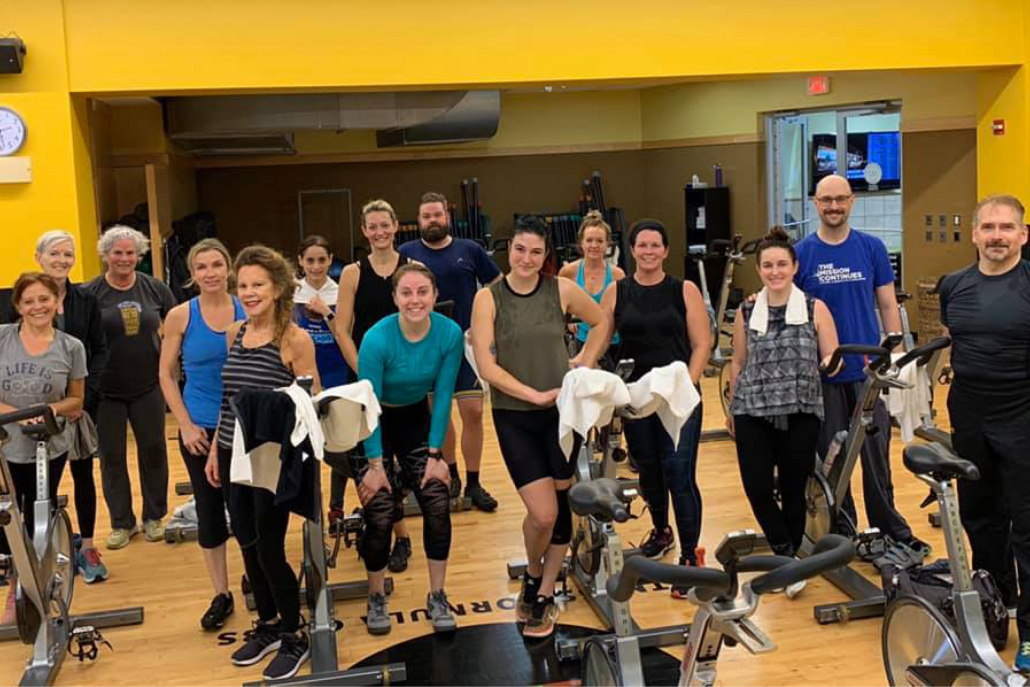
[421,222,449,243]
[821,210,848,228]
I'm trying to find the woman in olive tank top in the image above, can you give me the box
[601,219,711,597]
[470,215,609,639]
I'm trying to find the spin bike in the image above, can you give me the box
[0,405,143,686]
[572,484,855,687]
[687,234,760,442]
[882,442,1021,687]
[797,333,953,625]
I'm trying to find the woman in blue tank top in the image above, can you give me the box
[159,238,245,631]
[293,235,348,388]
[558,210,624,353]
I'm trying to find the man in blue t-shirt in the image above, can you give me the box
[794,174,925,554]
[399,192,502,512]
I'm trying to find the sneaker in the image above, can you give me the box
[327,507,345,534]
[143,519,165,542]
[516,574,541,623]
[201,592,235,630]
[522,595,559,639]
[426,590,457,633]
[784,579,807,599]
[638,527,675,560]
[466,483,498,512]
[231,620,282,666]
[449,474,462,500]
[263,630,310,681]
[78,548,109,584]
[672,548,707,600]
[366,592,391,635]
[387,536,412,573]
[2,585,14,625]
[1015,641,1030,673]
[105,527,136,550]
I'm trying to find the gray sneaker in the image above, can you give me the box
[426,590,457,633]
[366,592,391,635]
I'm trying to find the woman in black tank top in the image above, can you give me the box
[601,219,711,592]
[204,246,319,680]
[330,199,412,565]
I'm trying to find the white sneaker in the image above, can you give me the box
[784,579,807,599]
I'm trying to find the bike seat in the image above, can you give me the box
[20,422,57,441]
[903,443,979,481]
[569,478,632,523]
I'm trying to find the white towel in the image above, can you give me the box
[315,380,381,453]
[886,353,932,442]
[624,361,700,450]
[231,383,325,492]
[463,330,488,393]
[749,285,808,335]
[556,368,631,458]
[293,277,339,306]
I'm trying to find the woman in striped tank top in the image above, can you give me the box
[204,245,319,681]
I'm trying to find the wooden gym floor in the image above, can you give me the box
[0,379,1014,686]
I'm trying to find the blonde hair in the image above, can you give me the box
[362,199,398,225]
[578,210,612,243]
[234,245,294,346]
[185,238,234,290]
[98,225,150,261]
[36,230,76,256]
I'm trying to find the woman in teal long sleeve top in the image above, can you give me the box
[354,263,463,635]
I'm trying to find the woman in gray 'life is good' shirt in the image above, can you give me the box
[0,323,87,462]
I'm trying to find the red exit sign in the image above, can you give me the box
[808,75,830,96]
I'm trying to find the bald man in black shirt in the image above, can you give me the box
[938,193,1030,669]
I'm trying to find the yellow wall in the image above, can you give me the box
[3,0,1030,286]
[61,1,1023,94]
[0,1,99,284]
[642,71,980,141]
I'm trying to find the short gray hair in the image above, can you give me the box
[97,225,150,262]
[973,194,1025,227]
[36,230,76,256]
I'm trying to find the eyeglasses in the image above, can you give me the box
[815,195,853,206]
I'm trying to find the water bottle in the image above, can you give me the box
[714,164,723,186]
[822,430,846,476]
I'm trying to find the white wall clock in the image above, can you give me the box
[0,107,27,156]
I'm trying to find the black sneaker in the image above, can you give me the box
[466,483,498,512]
[387,536,412,573]
[638,526,675,559]
[450,474,462,499]
[201,592,234,630]
[231,620,282,666]
[263,630,310,681]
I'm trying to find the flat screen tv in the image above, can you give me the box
[810,131,901,194]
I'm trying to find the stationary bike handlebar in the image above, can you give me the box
[749,534,855,595]
[0,404,59,442]
[607,534,854,602]
[893,335,951,370]
[819,333,906,375]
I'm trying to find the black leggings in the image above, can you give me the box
[0,453,68,556]
[179,428,230,549]
[733,413,820,556]
[356,402,451,572]
[219,446,300,632]
[69,457,97,540]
